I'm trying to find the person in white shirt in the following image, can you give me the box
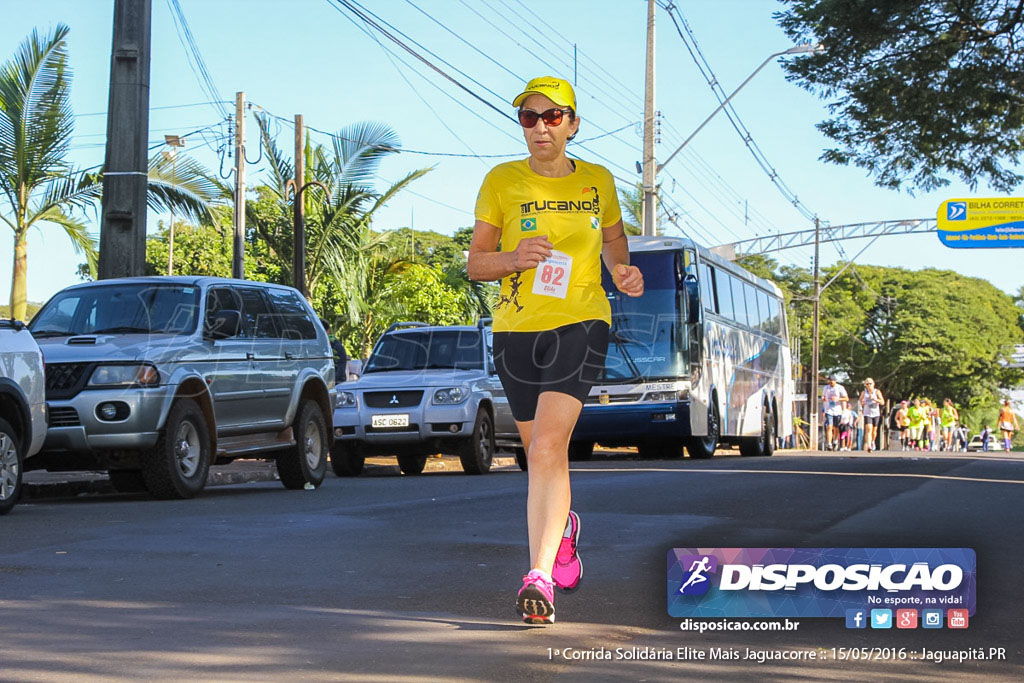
[859,378,884,453]
[821,376,849,451]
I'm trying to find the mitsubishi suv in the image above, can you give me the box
[0,319,47,514]
[330,320,519,475]
[27,277,335,499]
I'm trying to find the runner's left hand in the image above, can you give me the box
[612,264,644,297]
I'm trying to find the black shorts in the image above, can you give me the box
[863,415,880,427]
[493,319,609,422]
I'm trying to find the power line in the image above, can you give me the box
[166,0,230,120]
[73,100,232,118]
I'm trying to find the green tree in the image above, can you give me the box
[618,183,642,235]
[775,0,1024,192]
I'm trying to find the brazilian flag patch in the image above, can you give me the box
[590,216,600,229]
[521,218,537,231]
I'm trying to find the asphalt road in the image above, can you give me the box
[3,449,1024,681]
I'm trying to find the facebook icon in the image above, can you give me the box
[845,609,867,629]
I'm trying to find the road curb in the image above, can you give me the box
[23,463,282,500]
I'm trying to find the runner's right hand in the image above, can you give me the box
[510,235,554,271]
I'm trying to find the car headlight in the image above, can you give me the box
[88,363,160,388]
[646,390,687,402]
[433,387,468,404]
[337,391,357,408]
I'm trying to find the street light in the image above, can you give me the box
[657,43,821,175]
[162,134,186,276]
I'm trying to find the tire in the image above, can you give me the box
[329,443,364,477]
[638,440,684,459]
[740,403,773,457]
[568,441,594,462]
[108,470,147,493]
[687,399,719,459]
[459,408,495,475]
[397,454,427,475]
[278,399,329,489]
[514,447,528,472]
[141,398,211,500]
[0,418,24,515]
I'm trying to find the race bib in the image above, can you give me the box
[532,250,572,299]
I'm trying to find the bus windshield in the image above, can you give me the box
[601,250,686,382]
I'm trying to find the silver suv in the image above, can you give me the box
[330,321,518,476]
[27,277,334,499]
[0,320,47,514]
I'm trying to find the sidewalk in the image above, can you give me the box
[22,454,519,500]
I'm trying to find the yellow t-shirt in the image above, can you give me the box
[474,158,622,333]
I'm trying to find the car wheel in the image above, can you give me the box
[397,454,427,475]
[740,404,772,457]
[108,470,147,493]
[278,400,329,489]
[329,443,365,477]
[0,418,24,515]
[568,441,594,462]
[459,408,495,475]
[141,398,211,499]
[514,447,528,472]
[687,399,719,459]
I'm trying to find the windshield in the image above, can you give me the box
[364,330,483,372]
[601,251,686,383]
[29,283,200,337]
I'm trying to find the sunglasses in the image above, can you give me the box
[517,107,571,128]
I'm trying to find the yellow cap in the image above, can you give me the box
[512,76,576,110]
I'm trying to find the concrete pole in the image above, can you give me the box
[98,0,152,280]
[809,216,821,450]
[293,114,307,296]
[641,0,657,236]
[233,92,246,279]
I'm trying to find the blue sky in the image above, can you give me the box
[1,0,1022,306]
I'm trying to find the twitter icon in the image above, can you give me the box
[870,609,892,629]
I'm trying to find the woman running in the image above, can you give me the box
[859,378,883,453]
[940,398,959,451]
[998,399,1019,453]
[468,76,644,625]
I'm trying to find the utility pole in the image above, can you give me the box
[293,114,306,296]
[641,0,657,236]
[162,134,185,275]
[233,91,246,279]
[98,0,152,280]
[809,216,821,451]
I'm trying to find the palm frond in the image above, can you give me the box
[35,167,102,216]
[30,204,97,274]
[357,167,433,227]
[331,121,402,187]
[146,151,218,224]
[255,112,292,197]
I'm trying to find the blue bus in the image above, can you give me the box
[569,236,794,460]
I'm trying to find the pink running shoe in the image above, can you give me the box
[552,510,582,592]
[516,570,555,624]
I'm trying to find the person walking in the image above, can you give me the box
[839,402,854,451]
[821,376,848,451]
[859,378,884,453]
[998,399,1019,452]
[468,76,644,625]
[321,319,349,384]
[940,398,959,451]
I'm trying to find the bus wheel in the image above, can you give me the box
[687,401,718,459]
[740,403,774,457]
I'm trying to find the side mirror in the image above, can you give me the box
[683,275,700,325]
[205,309,241,340]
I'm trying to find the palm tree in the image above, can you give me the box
[1,25,218,318]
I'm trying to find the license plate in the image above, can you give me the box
[372,414,409,428]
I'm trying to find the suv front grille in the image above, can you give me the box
[48,406,81,427]
[45,363,93,400]
[364,390,424,408]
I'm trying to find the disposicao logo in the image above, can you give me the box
[667,548,976,618]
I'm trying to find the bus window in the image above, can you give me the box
[744,285,761,330]
[701,264,716,313]
[768,296,783,338]
[715,269,734,320]
[757,289,771,333]
[730,275,748,326]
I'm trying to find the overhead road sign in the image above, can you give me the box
[937,198,1024,248]
[714,218,936,260]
